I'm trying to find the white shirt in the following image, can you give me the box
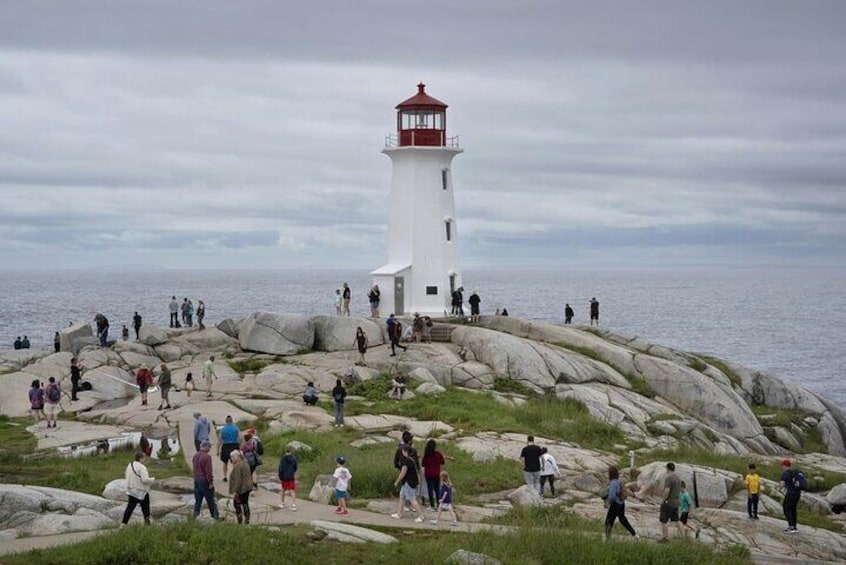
[333,466,352,491]
[540,453,559,477]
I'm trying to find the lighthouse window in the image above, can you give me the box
[445,220,452,241]
[426,286,438,295]
[441,169,448,191]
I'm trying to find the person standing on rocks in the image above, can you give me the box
[132,311,142,340]
[135,365,154,406]
[187,299,194,327]
[332,379,346,427]
[169,296,179,328]
[94,313,109,346]
[28,379,44,425]
[539,447,560,498]
[241,428,262,489]
[520,435,543,493]
[192,440,223,521]
[121,451,155,527]
[368,284,381,318]
[342,283,351,316]
[334,289,342,316]
[353,326,369,366]
[387,314,407,356]
[391,444,425,522]
[70,357,82,401]
[228,450,253,525]
[181,298,189,327]
[589,297,600,327]
[53,331,60,353]
[603,465,638,540]
[203,356,217,397]
[193,411,212,452]
[564,303,574,324]
[44,377,62,428]
[779,459,802,533]
[196,300,206,330]
[468,290,481,323]
[745,463,761,520]
[278,446,298,510]
[218,415,241,482]
[121,325,129,341]
[658,462,683,542]
[156,362,172,410]
[422,316,433,343]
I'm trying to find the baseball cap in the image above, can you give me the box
[336,455,346,464]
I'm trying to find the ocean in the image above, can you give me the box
[1,268,843,411]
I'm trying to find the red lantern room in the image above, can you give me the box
[395,82,450,147]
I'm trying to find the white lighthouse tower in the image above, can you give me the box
[371,83,463,317]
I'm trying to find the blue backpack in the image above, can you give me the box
[792,470,807,491]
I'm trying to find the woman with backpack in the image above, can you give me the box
[241,429,263,490]
[603,465,639,540]
[28,379,45,426]
[135,365,154,406]
[332,378,346,427]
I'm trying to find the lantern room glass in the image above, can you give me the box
[400,110,445,130]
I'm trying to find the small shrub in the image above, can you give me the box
[492,378,532,395]
[700,355,743,388]
[228,358,273,376]
[688,357,707,372]
[625,373,656,398]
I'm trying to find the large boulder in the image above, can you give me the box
[139,326,169,346]
[635,461,740,508]
[448,550,502,565]
[59,322,94,354]
[312,316,384,352]
[311,520,398,544]
[826,484,846,506]
[216,318,239,338]
[172,328,237,351]
[506,484,543,507]
[238,312,314,355]
[309,474,336,504]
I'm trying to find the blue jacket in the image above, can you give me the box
[278,454,298,481]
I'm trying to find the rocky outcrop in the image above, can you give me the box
[138,326,169,346]
[636,461,741,508]
[238,312,314,355]
[311,520,398,543]
[0,484,120,536]
[309,474,335,504]
[59,322,93,354]
[312,316,384,352]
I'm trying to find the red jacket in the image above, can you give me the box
[136,368,154,386]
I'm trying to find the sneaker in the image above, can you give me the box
[391,513,400,519]
[787,528,798,534]
[278,503,285,509]
[291,504,297,511]
[414,516,424,523]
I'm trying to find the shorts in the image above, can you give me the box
[335,489,348,500]
[680,511,690,524]
[220,443,238,464]
[439,502,452,510]
[281,480,296,491]
[400,483,417,501]
[139,383,149,394]
[45,403,61,416]
[659,502,680,523]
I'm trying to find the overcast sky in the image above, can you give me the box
[2,0,844,270]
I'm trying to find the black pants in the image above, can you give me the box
[425,475,441,509]
[540,474,556,496]
[605,501,636,536]
[783,491,800,528]
[390,336,406,355]
[747,493,759,518]
[71,380,80,401]
[234,491,251,524]
[303,395,318,406]
[122,493,151,524]
[134,326,141,339]
[170,312,178,327]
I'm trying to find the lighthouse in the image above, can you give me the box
[371,83,463,317]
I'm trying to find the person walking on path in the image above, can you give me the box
[218,415,241,482]
[679,480,701,538]
[241,429,262,489]
[135,365,154,406]
[70,357,81,401]
[203,356,217,397]
[228,450,253,525]
[745,463,761,519]
[132,312,142,340]
[44,377,62,428]
[386,314,407,356]
[780,459,803,533]
[422,439,449,511]
[603,465,638,540]
[278,446,298,510]
[520,435,543,494]
[184,372,195,398]
[169,296,179,328]
[28,379,44,425]
[332,455,352,516]
[468,290,481,323]
[196,300,206,329]
[658,462,683,542]
[342,283,351,316]
[332,379,346,427]
[564,303,574,324]
[392,444,425,522]
[156,362,172,410]
[353,326,369,366]
[193,412,212,452]
[539,447,560,498]
[192,440,223,521]
[121,451,155,527]
[430,471,459,526]
[368,285,380,318]
[589,297,600,327]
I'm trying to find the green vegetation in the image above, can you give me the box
[750,405,827,453]
[343,386,627,450]
[2,520,755,565]
[492,377,533,395]
[624,372,657,398]
[555,342,605,363]
[700,355,743,388]
[0,416,189,495]
[228,358,274,377]
[688,357,707,372]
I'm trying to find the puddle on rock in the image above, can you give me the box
[56,431,180,459]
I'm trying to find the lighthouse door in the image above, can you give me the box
[394,277,405,315]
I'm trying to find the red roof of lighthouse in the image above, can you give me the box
[395,82,448,110]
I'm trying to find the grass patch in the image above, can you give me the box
[555,342,605,363]
[0,416,38,453]
[750,405,827,454]
[688,357,707,372]
[228,358,273,377]
[624,373,657,398]
[492,377,533,395]
[700,355,743,388]
[1,517,754,565]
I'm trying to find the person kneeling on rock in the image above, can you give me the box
[303,381,319,406]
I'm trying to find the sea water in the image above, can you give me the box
[1,268,843,410]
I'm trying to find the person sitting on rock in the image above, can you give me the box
[389,376,406,400]
[302,381,319,406]
[21,335,30,349]
[14,336,22,349]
